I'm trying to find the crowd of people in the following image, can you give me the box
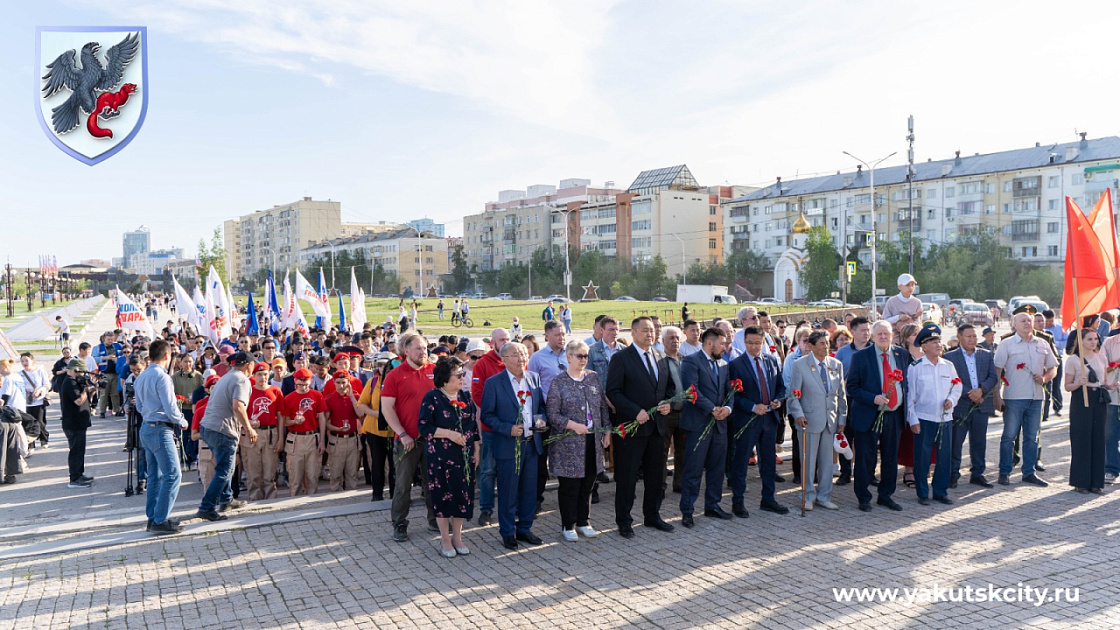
[0,277,1114,556]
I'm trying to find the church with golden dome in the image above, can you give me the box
[773,211,812,302]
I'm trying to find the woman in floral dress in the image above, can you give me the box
[418,356,479,557]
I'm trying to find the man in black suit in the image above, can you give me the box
[728,326,788,517]
[678,327,733,527]
[845,320,910,512]
[606,316,674,538]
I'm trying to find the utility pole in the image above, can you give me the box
[907,115,916,276]
[5,264,12,317]
[843,150,896,319]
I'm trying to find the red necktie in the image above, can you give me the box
[882,352,897,409]
[755,357,770,405]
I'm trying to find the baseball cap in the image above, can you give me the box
[205,374,221,388]
[218,345,234,357]
[66,359,88,372]
[271,357,287,368]
[228,351,253,366]
[465,339,489,355]
[293,368,314,380]
[897,273,916,286]
[373,351,395,363]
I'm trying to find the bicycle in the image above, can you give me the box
[452,315,474,328]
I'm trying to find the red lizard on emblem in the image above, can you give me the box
[86,83,137,139]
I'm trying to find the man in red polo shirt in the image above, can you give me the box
[244,363,283,500]
[281,369,326,496]
[321,370,361,491]
[382,331,437,542]
[470,328,509,526]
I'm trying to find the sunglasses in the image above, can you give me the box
[452,371,466,378]
[570,354,589,360]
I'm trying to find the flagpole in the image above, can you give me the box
[1073,277,1089,406]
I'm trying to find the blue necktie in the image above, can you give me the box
[819,361,829,393]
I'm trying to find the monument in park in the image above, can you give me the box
[773,212,811,303]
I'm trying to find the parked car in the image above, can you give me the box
[759,297,785,305]
[1017,299,1050,315]
[1008,295,1042,312]
[544,294,571,303]
[496,293,512,300]
[922,302,943,325]
[916,292,950,310]
[960,302,994,326]
[947,298,975,324]
[984,299,1008,321]
[614,295,638,301]
[651,296,670,302]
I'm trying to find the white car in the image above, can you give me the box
[496,293,512,300]
[922,302,943,325]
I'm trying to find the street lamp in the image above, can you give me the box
[670,233,686,284]
[560,208,573,302]
[842,150,896,319]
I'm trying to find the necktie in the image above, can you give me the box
[819,361,829,393]
[882,352,898,409]
[755,357,770,405]
[644,351,656,380]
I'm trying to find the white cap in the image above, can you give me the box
[466,339,490,354]
[897,273,916,286]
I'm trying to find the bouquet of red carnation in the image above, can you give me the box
[872,369,904,433]
[175,394,187,405]
[734,389,799,442]
[695,380,743,449]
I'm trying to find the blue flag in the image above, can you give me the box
[266,270,281,334]
[337,292,347,333]
[245,292,260,336]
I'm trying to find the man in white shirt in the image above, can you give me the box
[881,273,923,333]
[906,325,962,505]
[679,319,702,357]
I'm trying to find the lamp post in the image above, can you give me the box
[842,150,896,319]
[560,208,573,302]
[670,234,686,284]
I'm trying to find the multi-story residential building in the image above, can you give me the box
[225,198,343,283]
[552,166,752,279]
[122,226,150,267]
[299,227,449,294]
[724,134,1120,275]
[340,222,407,237]
[463,179,621,272]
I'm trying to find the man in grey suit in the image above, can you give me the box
[944,324,998,488]
[788,330,846,511]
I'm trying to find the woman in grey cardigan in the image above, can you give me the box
[545,340,610,542]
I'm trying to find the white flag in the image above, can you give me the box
[191,285,208,335]
[226,285,241,332]
[114,285,155,339]
[349,268,367,330]
[282,272,295,328]
[172,277,197,332]
[291,299,310,336]
[294,270,330,321]
[206,266,232,342]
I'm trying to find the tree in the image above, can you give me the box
[447,244,472,295]
[197,227,228,288]
[617,255,671,299]
[800,226,840,300]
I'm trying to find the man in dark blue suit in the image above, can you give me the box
[728,325,788,517]
[846,320,909,512]
[679,327,734,527]
[945,324,998,488]
[480,342,546,550]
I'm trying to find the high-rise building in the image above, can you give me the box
[225,197,343,283]
[407,218,445,238]
[122,226,150,267]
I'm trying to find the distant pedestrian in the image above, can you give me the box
[437,299,445,320]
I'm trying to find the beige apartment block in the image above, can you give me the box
[300,227,449,295]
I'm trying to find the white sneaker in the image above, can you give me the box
[575,525,598,538]
[1105,473,1117,484]
[803,501,813,511]
[561,529,578,542]
[816,500,840,510]
[833,464,841,476]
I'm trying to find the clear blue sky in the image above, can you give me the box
[4,1,1119,267]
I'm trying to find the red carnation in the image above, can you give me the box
[769,345,777,353]
[792,389,802,398]
[619,423,627,439]
[1001,376,1010,386]
[1016,363,1026,370]
[729,379,744,393]
[951,377,961,385]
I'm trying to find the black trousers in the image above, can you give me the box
[853,410,901,505]
[365,433,396,499]
[613,430,666,528]
[63,428,87,482]
[1069,392,1106,490]
[27,405,47,445]
[557,435,596,529]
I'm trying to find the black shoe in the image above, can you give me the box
[195,509,227,522]
[135,481,145,493]
[477,511,492,527]
[1035,462,1046,472]
[869,476,879,487]
[836,472,851,486]
[933,496,954,505]
[681,514,695,528]
[150,520,184,535]
[1022,475,1049,487]
[515,531,543,545]
[949,477,959,489]
[393,523,409,542]
[644,518,675,532]
[672,486,682,494]
[591,490,600,504]
[618,526,635,539]
[502,536,519,550]
[759,500,789,515]
[219,499,247,512]
[704,506,733,520]
[774,473,786,483]
[597,472,611,484]
[858,503,873,512]
[970,476,994,488]
[145,520,153,531]
[428,519,439,532]
[876,498,903,512]
[78,474,95,483]
[2,476,15,484]
[918,497,931,506]
[998,474,1010,485]
[371,494,384,502]
[732,504,750,519]
[790,476,801,485]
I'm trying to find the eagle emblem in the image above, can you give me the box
[36,27,148,165]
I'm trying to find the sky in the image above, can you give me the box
[4,0,1120,267]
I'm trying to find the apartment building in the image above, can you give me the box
[724,134,1120,269]
[224,197,342,283]
[299,227,449,294]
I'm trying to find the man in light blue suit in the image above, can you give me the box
[944,324,998,488]
[787,330,846,511]
[481,342,546,551]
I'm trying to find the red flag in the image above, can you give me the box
[1086,189,1120,310]
[1061,196,1111,326]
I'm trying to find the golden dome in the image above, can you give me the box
[791,212,811,234]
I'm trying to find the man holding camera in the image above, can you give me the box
[60,359,97,488]
[134,340,189,535]
[93,332,123,418]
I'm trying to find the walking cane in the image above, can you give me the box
[799,424,807,517]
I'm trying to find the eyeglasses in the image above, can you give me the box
[452,371,466,378]
[570,354,589,360]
